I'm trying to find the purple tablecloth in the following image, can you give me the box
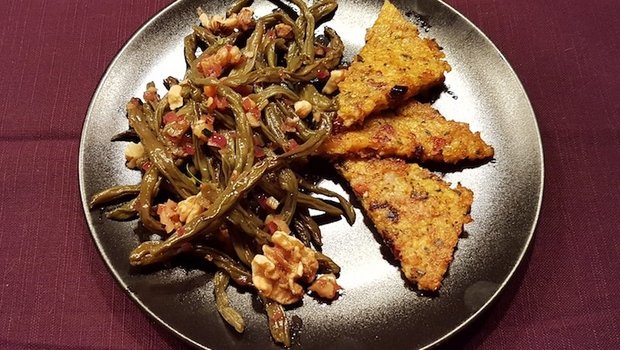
[1,0,618,349]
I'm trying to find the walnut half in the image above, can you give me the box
[251,231,319,305]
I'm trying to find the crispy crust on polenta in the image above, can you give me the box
[320,101,494,163]
[337,158,473,291]
[335,1,451,128]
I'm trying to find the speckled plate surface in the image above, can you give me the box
[79,0,543,349]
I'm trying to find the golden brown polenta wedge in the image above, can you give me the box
[337,158,473,291]
[335,0,451,128]
[320,101,494,164]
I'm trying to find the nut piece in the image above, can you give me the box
[124,142,144,169]
[275,23,294,39]
[199,8,255,34]
[294,100,312,118]
[322,69,346,95]
[198,45,243,78]
[251,231,319,305]
[177,193,210,224]
[167,85,184,110]
[309,273,342,300]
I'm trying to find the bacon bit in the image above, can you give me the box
[265,221,279,234]
[176,226,186,237]
[242,97,257,111]
[157,199,180,233]
[179,242,193,253]
[163,111,181,124]
[265,214,291,234]
[254,147,266,158]
[203,85,217,98]
[317,69,330,80]
[163,112,176,124]
[266,29,276,40]
[252,133,265,147]
[214,95,229,110]
[287,139,299,150]
[143,89,158,102]
[207,133,227,148]
[202,63,223,78]
[257,193,272,212]
[183,144,195,156]
[141,161,153,171]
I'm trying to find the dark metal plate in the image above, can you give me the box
[79,0,544,349]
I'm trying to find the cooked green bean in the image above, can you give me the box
[214,271,246,333]
[89,184,140,209]
[201,246,253,287]
[229,228,257,267]
[316,250,341,275]
[300,211,322,246]
[252,85,299,110]
[105,198,138,221]
[277,169,298,224]
[184,33,198,66]
[292,215,312,247]
[262,297,291,347]
[309,0,338,23]
[299,177,356,224]
[137,167,165,233]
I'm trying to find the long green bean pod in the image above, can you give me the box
[298,177,356,224]
[309,0,338,23]
[89,184,140,209]
[105,198,139,221]
[137,167,165,233]
[262,297,291,347]
[200,246,253,287]
[214,271,246,333]
[277,169,298,224]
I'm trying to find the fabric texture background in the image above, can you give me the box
[0,0,618,349]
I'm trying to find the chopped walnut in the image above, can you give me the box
[167,85,184,110]
[294,100,312,118]
[237,8,255,31]
[177,193,210,224]
[199,8,255,34]
[124,142,144,169]
[322,69,346,94]
[275,23,294,39]
[157,199,180,233]
[309,274,341,300]
[251,231,319,305]
[156,194,210,234]
[198,45,243,78]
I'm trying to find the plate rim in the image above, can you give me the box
[78,0,545,348]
